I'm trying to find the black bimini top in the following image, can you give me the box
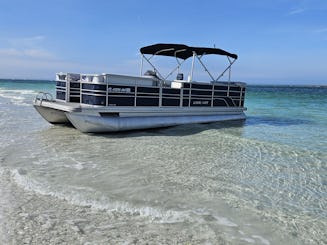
[140,43,238,60]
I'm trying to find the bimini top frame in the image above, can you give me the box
[139,43,238,84]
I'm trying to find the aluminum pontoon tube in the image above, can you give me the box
[65,113,246,133]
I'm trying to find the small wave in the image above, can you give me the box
[64,158,85,170]
[10,168,191,223]
[0,89,35,106]
[9,168,247,228]
[213,215,238,227]
[0,88,38,95]
[0,93,25,101]
[252,235,270,245]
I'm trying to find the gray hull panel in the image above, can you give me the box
[34,105,70,124]
[66,112,246,133]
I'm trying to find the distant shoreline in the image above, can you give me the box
[0,78,55,83]
[247,84,327,88]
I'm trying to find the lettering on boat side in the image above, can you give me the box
[108,87,131,93]
[193,101,209,105]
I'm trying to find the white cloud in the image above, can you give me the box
[0,48,54,59]
[0,35,55,59]
[287,0,327,16]
[0,48,21,56]
[6,35,46,48]
[0,35,115,79]
[23,49,54,58]
[288,8,305,15]
[314,28,327,33]
[0,55,109,80]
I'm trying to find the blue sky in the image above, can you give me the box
[0,0,326,84]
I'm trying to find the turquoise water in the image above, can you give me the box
[0,79,326,244]
[245,86,327,152]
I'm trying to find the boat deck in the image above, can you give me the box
[35,100,81,112]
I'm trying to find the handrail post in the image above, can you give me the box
[159,86,162,107]
[211,84,214,107]
[106,75,109,106]
[134,84,137,107]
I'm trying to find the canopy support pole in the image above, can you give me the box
[215,57,236,81]
[189,52,196,82]
[228,57,231,81]
[196,54,215,82]
[164,58,187,81]
[141,54,165,83]
[140,54,144,76]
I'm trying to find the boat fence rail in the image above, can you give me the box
[55,73,245,108]
[34,92,54,105]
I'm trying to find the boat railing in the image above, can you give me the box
[78,82,243,108]
[54,72,245,108]
[34,92,54,105]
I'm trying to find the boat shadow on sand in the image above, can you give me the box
[90,120,247,138]
[245,116,312,127]
[41,115,310,139]
[90,115,311,138]
[37,121,247,146]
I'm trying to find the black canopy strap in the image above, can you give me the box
[140,43,238,60]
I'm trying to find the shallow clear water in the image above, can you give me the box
[0,80,326,244]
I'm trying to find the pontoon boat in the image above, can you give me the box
[34,43,246,133]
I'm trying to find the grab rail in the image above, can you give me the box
[34,92,54,105]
